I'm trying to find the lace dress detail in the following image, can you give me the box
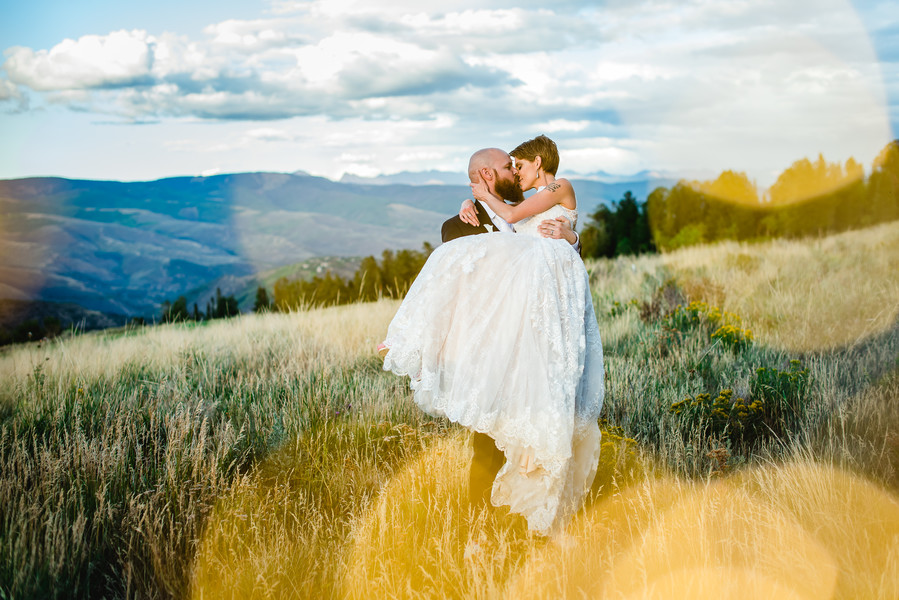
[382,203,604,536]
[513,204,579,236]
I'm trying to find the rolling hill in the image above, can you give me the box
[0,171,663,318]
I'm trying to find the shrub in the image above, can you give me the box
[751,359,811,437]
[711,324,754,352]
[670,389,765,450]
[662,300,753,352]
[608,298,640,318]
[670,360,812,451]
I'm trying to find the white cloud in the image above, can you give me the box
[0,16,514,121]
[562,144,645,175]
[537,119,591,132]
[149,33,214,80]
[341,163,380,177]
[0,78,21,100]
[4,30,153,91]
[45,89,93,105]
[398,9,528,35]
[203,18,306,52]
[339,152,375,162]
[396,150,444,162]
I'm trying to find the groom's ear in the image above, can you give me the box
[480,167,494,182]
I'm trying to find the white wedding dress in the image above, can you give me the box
[382,204,604,535]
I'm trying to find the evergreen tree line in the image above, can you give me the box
[647,140,899,250]
[579,190,656,259]
[157,245,435,322]
[272,244,434,310]
[160,287,241,323]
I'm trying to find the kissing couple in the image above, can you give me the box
[380,135,604,536]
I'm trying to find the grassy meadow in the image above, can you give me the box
[1,222,899,599]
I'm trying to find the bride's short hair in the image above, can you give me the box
[511,135,559,175]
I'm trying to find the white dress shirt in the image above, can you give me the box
[477,199,514,233]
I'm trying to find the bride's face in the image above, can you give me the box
[513,157,539,191]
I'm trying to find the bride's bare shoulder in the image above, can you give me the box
[544,178,574,193]
[543,178,576,207]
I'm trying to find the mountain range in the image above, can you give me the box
[0,171,671,320]
[338,168,675,187]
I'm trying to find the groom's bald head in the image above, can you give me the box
[468,148,509,183]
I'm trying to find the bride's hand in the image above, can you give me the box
[470,180,491,203]
[459,199,478,226]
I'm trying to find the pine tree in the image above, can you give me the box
[160,300,172,323]
[224,294,239,317]
[215,288,225,319]
[162,296,189,322]
[254,286,271,312]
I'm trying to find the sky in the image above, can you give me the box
[1,0,897,189]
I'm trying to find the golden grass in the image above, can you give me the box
[505,459,899,599]
[0,299,402,389]
[344,425,654,600]
[659,221,899,352]
[344,432,899,598]
[345,431,530,600]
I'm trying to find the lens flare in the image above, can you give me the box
[629,0,891,192]
[505,462,899,599]
[345,431,534,599]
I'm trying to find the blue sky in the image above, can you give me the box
[1,0,896,188]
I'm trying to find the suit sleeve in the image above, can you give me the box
[441,215,485,243]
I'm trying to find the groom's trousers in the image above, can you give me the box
[469,432,506,506]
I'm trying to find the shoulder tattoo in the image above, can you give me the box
[546,182,561,193]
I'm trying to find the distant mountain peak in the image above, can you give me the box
[566,168,683,184]
[339,170,469,186]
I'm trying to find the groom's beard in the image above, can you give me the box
[494,173,525,205]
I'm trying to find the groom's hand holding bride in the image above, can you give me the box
[539,216,573,240]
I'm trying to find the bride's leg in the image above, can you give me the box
[518,447,544,477]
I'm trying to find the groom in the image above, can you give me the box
[440,147,580,507]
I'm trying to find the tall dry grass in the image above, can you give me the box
[659,220,899,352]
[1,223,898,598]
[0,301,422,598]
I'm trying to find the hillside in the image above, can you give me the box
[0,298,128,343]
[186,255,364,313]
[1,222,896,597]
[0,172,656,318]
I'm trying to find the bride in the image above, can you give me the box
[380,135,604,536]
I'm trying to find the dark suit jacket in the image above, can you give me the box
[441,200,495,243]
